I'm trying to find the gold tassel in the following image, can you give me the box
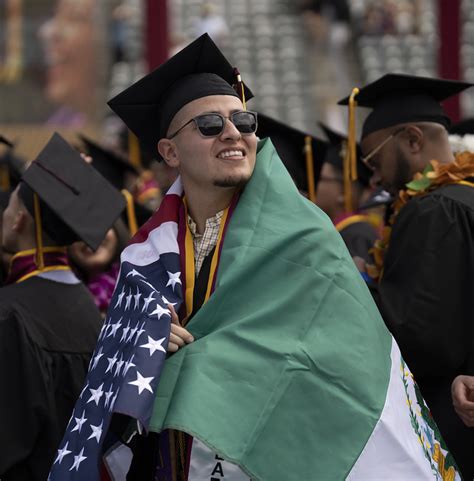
[304,136,316,203]
[128,131,141,169]
[344,87,360,212]
[33,193,44,270]
[234,68,247,110]
[122,189,138,236]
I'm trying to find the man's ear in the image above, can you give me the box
[157,139,179,168]
[404,125,424,153]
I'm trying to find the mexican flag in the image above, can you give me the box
[148,139,459,481]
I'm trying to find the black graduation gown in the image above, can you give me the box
[0,276,102,481]
[378,183,474,480]
[338,218,378,263]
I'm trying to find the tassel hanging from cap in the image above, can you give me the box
[128,131,142,169]
[304,136,316,203]
[344,87,360,213]
[233,67,247,110]
[32,192,45,270]
[122,189,138,236]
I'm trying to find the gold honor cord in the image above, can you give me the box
[183,199,231,319]
[128,131,142,169]
[0,0,23,83]
[33,192,45,270]
[305,135,316,203]
[344,87,360,213]
[8,246,69,283]
[121,189,138,236]
[183,199,196,317]
[203,206,230,302]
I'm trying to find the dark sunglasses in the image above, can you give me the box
[167,110,258,139]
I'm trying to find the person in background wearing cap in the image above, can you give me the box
[255,112,325,203]
[0,135,25,284]
[316,123,381,265]
[255,114,380,268]
[339,73,474,479]
[66,135,150,316]
[0,133,125,480]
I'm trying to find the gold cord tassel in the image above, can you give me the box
[33,193,45,270]
[128,131,141,169]
[122,189,138,236]
[344,87,360,212]
[233,68,246,110]
[304,136,316,203]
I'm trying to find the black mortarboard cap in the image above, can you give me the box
[338,74,474,139]
[449,118,474,135]
[79,135,139,190]
[18,133,126,250]
[108,33,254,158]
[319,123,373,188]
[257,113,327,192]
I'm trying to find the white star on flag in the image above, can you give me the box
[97,321,108,341]
[161,295,177,307]
[54,442,72,465]
[126,269,145,279]
[114,355,124,377]
[134,323,146,345]
[140,279,157,291]
[150,303,170,320]
[141,291,155,312]
[107,318,122,338]
[120,321,131,342]
[104,387,114,408]
[166,271,182,291]
[128,371,154,395]
[91,346,104,370]
[69,448,87,472]
[128,324,139,343]
[105,353,118,374]
[71,410,87,433]
[87,383,104,406]
[110,388,120,411]
[125,289,133,310]
[133,287,142,309]
[79,382,89,399]
[123,355,136,375]
[140,335,167,356]
[114,286,126,308]
[87,421,104,443]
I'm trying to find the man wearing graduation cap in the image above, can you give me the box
[339,73,474,479]
[316,123,381,263]
[0,135,25,283]
[0,133,125,480]
[255,112,326,203]
[51,35,464,481]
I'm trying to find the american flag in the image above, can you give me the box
[49,180,185,480]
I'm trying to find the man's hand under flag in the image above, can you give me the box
[168,304,194,353]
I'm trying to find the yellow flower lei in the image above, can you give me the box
[367,152,474,281]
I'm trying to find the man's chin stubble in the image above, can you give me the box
[213,175,251,188]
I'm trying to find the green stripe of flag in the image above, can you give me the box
[150,138,392,480]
